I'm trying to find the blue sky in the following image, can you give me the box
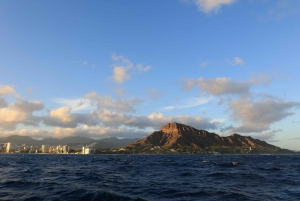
[0,0,299,150]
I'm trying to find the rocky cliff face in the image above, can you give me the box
[130,122,277,148]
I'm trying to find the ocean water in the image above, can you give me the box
[0,154,299,201]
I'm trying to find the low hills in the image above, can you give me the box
[0,135,138,149]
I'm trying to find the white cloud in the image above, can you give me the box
[197,77,250,95]
[84,91,143,113]
[195,0,236,14]
[137,63,151,72]
[110,54,150,84]
[44,107,98,128]
[0,108,28,125]
[110,54,133,84]
[111,54,133,69]
[0,85,15,96]
[181,78,197,91]
[0,125,149,139]
[0,95,44,130]
[113,66,131,83]
[162,97,212,110]
[0,107,41,130]
[82,61,88,65]
[181,74,273,96]
[55,98,95,111]
[11,100,44,113]
[50,107,74,123]
[0,85,220,137]
[228,98,300,133]
[233,57,244,65]
[0,98,8,108]
[210,118,226,123]
[96,110,138,126]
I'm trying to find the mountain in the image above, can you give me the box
[0,135,139,149]
[84,137,140,149]
[0,135,39,146]
[129,122,278,149]
[41,136,94,146]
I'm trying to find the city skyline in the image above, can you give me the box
[0,0,300,150]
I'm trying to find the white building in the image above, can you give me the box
[6,142,19,153]
[63,145,69,153]
[82,146,92,154]
[42,145,49,153]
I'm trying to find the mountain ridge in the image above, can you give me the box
[129,122,278,149]
[0,135,138,148]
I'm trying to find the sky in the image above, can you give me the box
[0,0,299,150]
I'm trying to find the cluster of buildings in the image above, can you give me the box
[41,144,70,154]
[1,142,71,154]
[1,142,94,154]
[1,143,39,153]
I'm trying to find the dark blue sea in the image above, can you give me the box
[0,154,299,201]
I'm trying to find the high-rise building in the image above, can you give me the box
[62,145,69,153]
[6,142,18,153]
[41,145,49,153]
[82,146,93,154]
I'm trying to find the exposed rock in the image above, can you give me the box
[129,122,278,148]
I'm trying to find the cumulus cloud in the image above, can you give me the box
[197,77,250,95]
[0,98,8,108]
[50,107,74,123]
[111,54,133,84]
[110,54,150,84]
[0,85,15,96]
[181,74,276,96]
[0,125,149,139]
[95,110,137,126]
[228,98,300,133]
[40,107,220,138]
[181,78,197,91]
[0,108,29,129]
[44,107,98,128]
[113,66,131,83]
[181,77,250,95]
[0,85,220,138]
[93,109,219,131]
[84,92,143,113]
[194,0,236,14]
[146,89,165,101]
[0,97,44,130]
[11,100,44,113]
